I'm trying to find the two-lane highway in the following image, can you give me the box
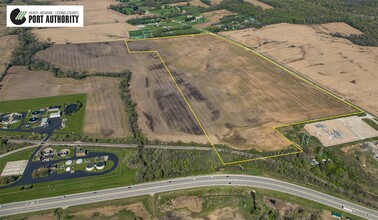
[0,175,377,219]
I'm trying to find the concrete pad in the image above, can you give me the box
[305,116,378,147]
[1,160,28,177]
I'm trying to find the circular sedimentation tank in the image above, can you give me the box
[29,117,39,123]
[31,110,41,116]
[86,162,95,171]
[95,161,105,170]
[57,149,70,157]
[42,148,53,156]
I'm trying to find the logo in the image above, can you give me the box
[7,5,83,27]
[10,8,27,25]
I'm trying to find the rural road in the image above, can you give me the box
[7,139,255,158]
[0,145,38,159]
[0,174,377,219]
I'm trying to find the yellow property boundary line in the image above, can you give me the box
[124,33,364,166]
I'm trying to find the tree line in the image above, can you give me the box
[204,0,378,46]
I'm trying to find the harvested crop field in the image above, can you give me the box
[220,23,378,116]
[33,35,356,150]
[34,41,204,143]
[0,66,130,138]
[189,0,209,8]
[32,0,141,44]
[245,0,273,9]
[127,34,356,150]
[195,10,235,29]
[35,41,134,73]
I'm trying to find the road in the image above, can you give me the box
[7,139,255,158]
[0,174,377,219]
[0,145,38,159]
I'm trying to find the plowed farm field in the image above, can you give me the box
[126,34,357,150]
[33,35,357,151]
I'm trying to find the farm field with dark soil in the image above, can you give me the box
[33,34,356,150]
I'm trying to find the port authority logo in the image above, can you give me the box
[10,8,27,25]
[7,5,83,27]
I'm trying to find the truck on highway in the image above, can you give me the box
[342,206,355,213]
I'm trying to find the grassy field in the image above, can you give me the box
[362,118,378,130]
[0,93,86,134]
[1,187,364,220]
[0,147,137,204]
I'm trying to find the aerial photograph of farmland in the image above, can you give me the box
[0,0,377,219]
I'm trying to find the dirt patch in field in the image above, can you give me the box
[245,0,273,9]
[169,2,190,6]
[317,22,363,36]
[190,0,210,8]
[220,23,378,116]
[195,10,235,29]
[0,66,130,138]
[161,196,203,213]
[210,0,223,5]
[71,202,150,219]
[72,205,124,217]
[32,0,143,44]
[126,202,152,220]
[265,197,300,217]
[26,213,55,220]
[320,210,336,220]
[207,206,245,220]
[127,34,355,150]
[161,210,202,220]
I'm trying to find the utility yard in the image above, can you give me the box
[32,34,357,151]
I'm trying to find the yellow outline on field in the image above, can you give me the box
[124,33,364,166]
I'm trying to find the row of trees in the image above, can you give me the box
[109,4,145,15]
[0,176,19,186]
[152,26,201,37]
[128,147,221,182]
[119,74,145,144]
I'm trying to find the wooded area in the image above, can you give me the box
[209,0,377,46]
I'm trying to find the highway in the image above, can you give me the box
[0,174,377,219]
